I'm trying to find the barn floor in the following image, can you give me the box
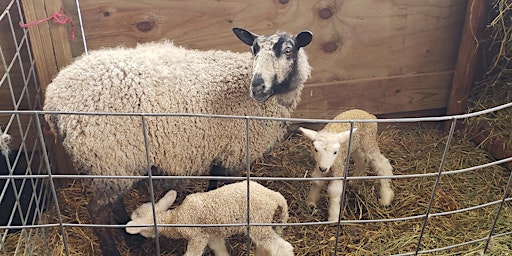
[3,124,512,255]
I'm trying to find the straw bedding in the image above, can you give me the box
[3,124,511,255]
[465,0,512,145]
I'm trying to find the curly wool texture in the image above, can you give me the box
[132,181,289,239]
[323,109,379,164]
[44,40,311,204]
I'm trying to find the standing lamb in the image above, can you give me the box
[126,181,293,256]
[43,27,312,255]
[299,109,394,221]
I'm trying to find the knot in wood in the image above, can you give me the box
[319,7,333,19]
[136,20,156,32]
[323,41,338,53]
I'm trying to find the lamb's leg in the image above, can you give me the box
[254,234,294,256]
[207,237,229,256]
[352,150,368,178]
[305,168,326,207]
[184,237,209,256]
[326,179,344,221]
[368,151,395,206]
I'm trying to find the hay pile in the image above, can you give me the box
[465,0,512,145]
[3,124,511,255]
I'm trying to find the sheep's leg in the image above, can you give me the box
[352,150,367,177]
[326,179,344,221]
[87,197,121,256]
[207,237,229,256]
[368,151,395,206]
[111,197,146,251]
[306,168,326,207]
[254,234,294,256]
[207,164,227,191]
[184,237,209,256]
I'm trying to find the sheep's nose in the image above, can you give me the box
[319,167,328,173]
[251,74,264,94]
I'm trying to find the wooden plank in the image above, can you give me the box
[20,0,73,94]
[20,0,75,174]
[446,0,490,116]
[64,0,466,83]
[294,71,453,119]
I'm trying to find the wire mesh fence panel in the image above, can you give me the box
[1,0,511,255]
[1,0,52,255]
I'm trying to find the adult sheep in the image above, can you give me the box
[43,28,313,256]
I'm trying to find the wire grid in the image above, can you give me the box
[0,0,52,255]
[0,103,510,255]
[0,1,511,255]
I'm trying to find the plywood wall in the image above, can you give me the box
[57,0,467,119]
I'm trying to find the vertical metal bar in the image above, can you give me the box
[245,117,251,256]
[482,162,512,253]
[414,118,457,254]
[74,0,89,55]
[141,115,161,256]
[333,121,355,256]
[33,112,70,255]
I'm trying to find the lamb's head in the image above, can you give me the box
[126,190,177,238]
[299,127,357,174]
[233,28,313,103]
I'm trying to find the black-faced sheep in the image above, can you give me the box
[299,109,394,221]
[43,28,312,255]
[126,181,293,256]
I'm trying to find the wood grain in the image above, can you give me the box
[20,0,73,94]
[295,71,453,119]
[447,0,490,116]
[55,0,466,118]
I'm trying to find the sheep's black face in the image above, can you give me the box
[233,28,313,102]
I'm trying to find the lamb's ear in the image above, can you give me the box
[233,28,258,46]
[156,190,177,211]
[294,31,313,49]
[299,127,318,141]
[336,128,357,144]
[126,220,145,234]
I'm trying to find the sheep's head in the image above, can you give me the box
[233,28,313,102]
[299,127,357,174]
[125,190,177,238]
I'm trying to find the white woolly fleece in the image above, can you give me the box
[43,40,311,205]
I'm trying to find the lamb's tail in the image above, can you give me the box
[274,192,289,235]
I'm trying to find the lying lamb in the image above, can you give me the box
[299,109,394,221]
[126,181,294,256]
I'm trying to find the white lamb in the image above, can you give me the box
[43,27,312,255]
[299,109,394,221]
[126,181,294,256]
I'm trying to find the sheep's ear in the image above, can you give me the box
[294,31,313,48]
[126,220,145,234]
[156,190,177,211]
[233,28,258,46]
[299,127,318,141]
[336,128,357,144]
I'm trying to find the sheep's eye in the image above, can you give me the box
[333,151,337,155]
[314,148,318,152]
